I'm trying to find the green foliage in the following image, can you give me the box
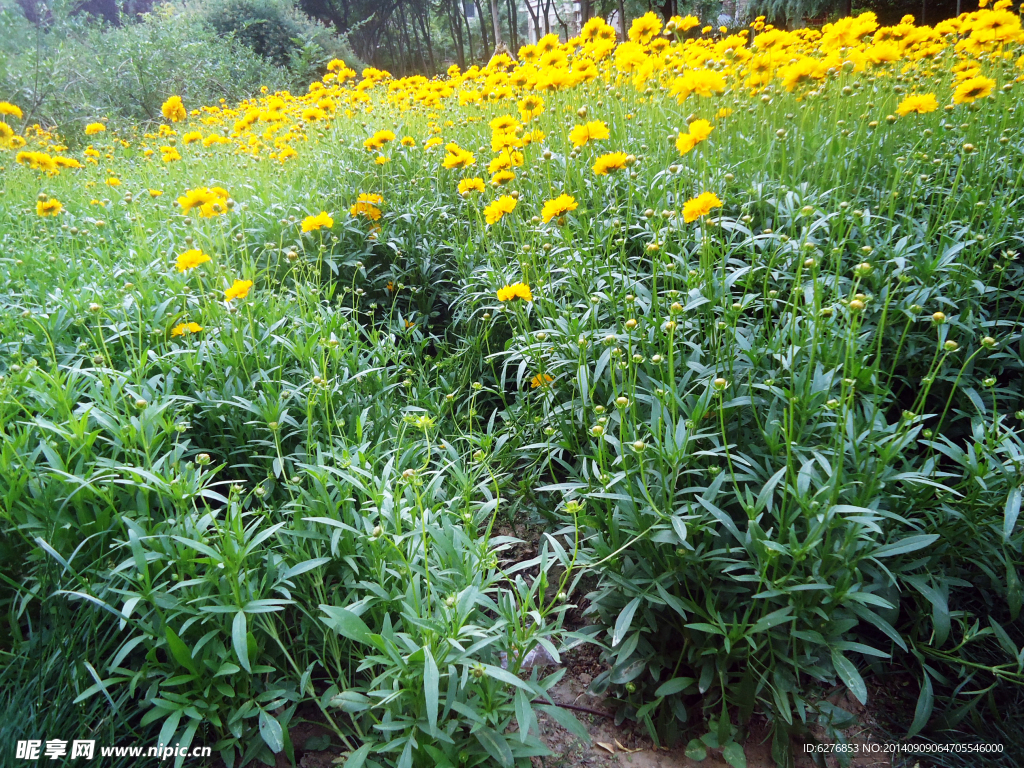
[2,37,1024,768]
[198,0,362,71]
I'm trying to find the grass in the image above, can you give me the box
[1,10,1024,768]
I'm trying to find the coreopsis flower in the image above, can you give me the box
[176,249,212,272]
[363,130,396,151]
[177,186,230,217]
[400,137,416,147]
[568,120,610,148]
[182,131,202,145]
[442,143,475,169]
[489,115,521,134]
[628,11,662,44]
[224,279,253,302]
[36,198,62,217]
[491,170,515,186]
[497,282,532,302]
[483,195,517,224]
[896,93,939,115]
[517,94,545,121]
[148,189,163,197]
[161,147,181,163]
[85,123,106,135]
[593,152,629,176]
[953,76,996,104]
[106,177,121,186]
[530,373,554,388]
[350,193,383,221]
[161,96,186,123]
[683,192,723,223]
[375,156,389,165]
[676,119,714,155]
[541,194,578,223]
[171,322,203,337]
[302,211,334,232]
[459,178,486,196]
[0,101,23,119]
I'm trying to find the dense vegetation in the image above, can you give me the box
[2,7,1024,768]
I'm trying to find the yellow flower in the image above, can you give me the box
[224,279,253,302]
[628,11,662,44]
[363,130,396,151]
[530,373,554,388]
[682,192,723,223]
[517,94,545,121]
[491,170,515,186]
[171,322,203,337]
[676,133,697,155]
[161,96,186,123]
[459,178,486,195]
[85,123,106,135]
[593,152,629,176]
[182,131,202,144]
[161,147,181,163]
[149,189,163,197]
[350,193,383,221]
[0,101,23,119]
[302,211,334,232]
[401,137,416,147]
[36,198,62,217]
[442,143,476,169]
[375,155,389,165]
[896,93,939,116]
[541,193,578,223]
[483,195,517,225]
[497,282,533,302]
[568,120,610,148]
[175,249,212,272]
[688,119,714,143]
[952,76,996,104]
[177,186,230,217]
[106,177,121,186]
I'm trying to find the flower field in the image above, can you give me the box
[2,7,1024,768]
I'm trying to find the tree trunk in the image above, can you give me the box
[580,0,592,27]
[464,2,476,62]
[451,0,466,67]
[418,7,436,74]
[490,0,503,46]
[474,0,490,53]
[506,0,519,52]
[616,0,626,39]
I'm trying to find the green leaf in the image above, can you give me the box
[723,742,747,768]
[685,738,707,760]
[871,534,938,558]
[514,688,535,742]
[906,672,933,739]
[475,726,514,767]
[320,605,373,645]
[424,646,439,735]
[655,677,695,697]
[165,627,197,675]
[830,650,867,705]
[232,611,250,673]
[612,597,641,647]
[1004,486,1021,541]
[342,743,372,768]
[304,734,331,751]
[536,705,591,742]
[259,709,284,753]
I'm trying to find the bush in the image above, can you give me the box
[199,0,362,72]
